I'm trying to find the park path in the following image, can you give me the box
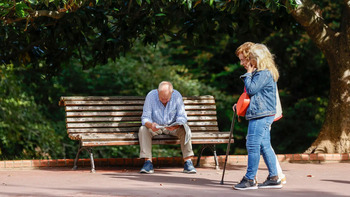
[0,162,349,197]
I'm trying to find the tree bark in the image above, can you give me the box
[290,0,350,153]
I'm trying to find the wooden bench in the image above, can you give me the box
[59,95,233,172]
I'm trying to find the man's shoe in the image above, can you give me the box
[183,160,196,173]
[258,176,283,189]
[278,174,287,184]
[233,176,258,190]
[140,160,154,174]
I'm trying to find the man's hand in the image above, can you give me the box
[146,122,159,132]
[150,122,159,132]
[166,125,180,131]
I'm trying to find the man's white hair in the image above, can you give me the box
[158,81,173,92]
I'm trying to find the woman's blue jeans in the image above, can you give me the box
[245,116,277,180]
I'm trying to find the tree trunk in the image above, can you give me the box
[290,0,350,153]
[306,45,350,153]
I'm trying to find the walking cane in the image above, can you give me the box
[220,111,236,185]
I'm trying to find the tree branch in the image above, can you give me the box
[31,10,66,19]
[345,0,350,10]
[2,10,66,25]
[288,0,337,50]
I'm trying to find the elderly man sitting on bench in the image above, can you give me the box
[138,81,196,174]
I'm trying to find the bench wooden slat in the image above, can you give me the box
[183,95,214,100]
[66,121,218,128]
[63,99,215,106]
[66,116,217,123]
[76,131,231,143]
[67,122,141,128]
[66,111,216,117]
[188,116,217,121]
[66,117,141,122]
[82,139,232,146]
[77,132,230,140]
[81,136,233,146]
[66,111,143,117]
[64,100,144,106]
[68,127,141,133]
[65,105,216,111]
[65,106,143,111]
[67,126,219,134]
[60,95,213,102]
[183,99,215,105]
[61,96,145,101]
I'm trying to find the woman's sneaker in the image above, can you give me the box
[233,176,258,190]
[258,176,282,189]
[278,174,287,184]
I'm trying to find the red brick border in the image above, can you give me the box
[1,153,349,169]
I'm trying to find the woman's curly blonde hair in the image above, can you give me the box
[249,44,279,82]
[235,42,255,59]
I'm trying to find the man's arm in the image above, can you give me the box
[175,91,187,124]
[141,91,159,132]
[163,91,187,131]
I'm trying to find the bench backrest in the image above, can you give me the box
[59,96,219,141]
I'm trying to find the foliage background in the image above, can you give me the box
[0,0,332,160]
[0,37,328,160]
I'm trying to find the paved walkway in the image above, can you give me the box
[1,162,349,197]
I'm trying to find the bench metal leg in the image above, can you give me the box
[196,144,220,170]
[72,142,83,170]
[72,142,95,173]
[89,148,96,173]
[213,147,220,170]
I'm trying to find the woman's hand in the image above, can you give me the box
[232,103,237,112]
[246,62,255,73]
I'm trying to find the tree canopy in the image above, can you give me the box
[1,0,299,70]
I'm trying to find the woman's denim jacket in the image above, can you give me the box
[240,69,276,120]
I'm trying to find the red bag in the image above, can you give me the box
[236,88,250,116]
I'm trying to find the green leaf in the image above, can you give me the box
[28,0,38,4]
[187,0,192,9]
[53,0,60,7]
[15,3,31,18]
[136,0,142,6]
[266,1,271,8]
[146,0,150,4]
[155,13,166,17]
[0,3,8,7]
[0,9,10,17]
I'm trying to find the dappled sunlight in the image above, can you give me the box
[341,91,350,103]
[341,69,350,103]
[342,69,350,84]
[338,131,350,153]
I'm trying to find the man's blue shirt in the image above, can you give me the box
[141,89,187,126]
